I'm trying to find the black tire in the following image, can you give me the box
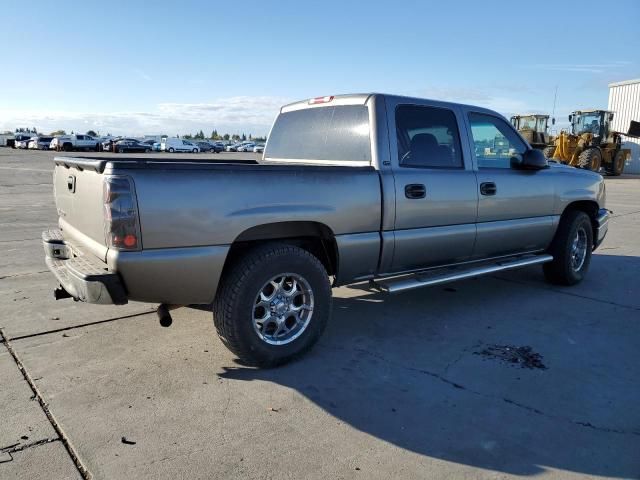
[610,150,625,176]
[168,147,174,153]
[542,146,556,159]
[213,244,331,367]
[543,210,593,286]
[192,148,198,153]
[577,148,602,172]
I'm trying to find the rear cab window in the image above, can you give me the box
[395,105,464,169]
[264,105,371,164]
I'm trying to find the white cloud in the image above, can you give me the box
[523,61,632,74]
[0,96,290,136]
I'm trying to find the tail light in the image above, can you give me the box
[103,176,141,250]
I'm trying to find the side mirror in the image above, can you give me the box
[608,113,614,121]
[511,149,548,170]
[552,117,556,125]
[568,114,573,122]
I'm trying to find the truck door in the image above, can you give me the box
[464,111,555,258]
[387,101,478,273]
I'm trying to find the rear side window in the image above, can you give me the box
[264,105,371,162]
[396,105,463,168]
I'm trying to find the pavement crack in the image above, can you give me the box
[7,310,155,342]
[0,271,49,280]
[0,327,92,479]
[611,209,640,218]
[0,238,40,244]
[491,275,640,312]
[1,437,58,455]
[353,347,640,437]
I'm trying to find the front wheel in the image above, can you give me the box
[168,147,174,153]
[213,244,331,367]
[577,148,602,172]
[543,210,593,285]
[192,148,198,153]
[542,146,556,159]
[610,150,626,176]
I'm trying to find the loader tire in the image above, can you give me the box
[543,210,593,286]
[610,150,625,176]
[577,148,602,172]
[213,243,331,367]
[542,146,556,159]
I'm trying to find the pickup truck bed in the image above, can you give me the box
[50,155,382,305]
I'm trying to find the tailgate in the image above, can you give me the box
[53,157,108,260]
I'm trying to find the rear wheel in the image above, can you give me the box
[213,244,331,367]
[542,146,556,159]
[192,148,198,153]
[577,148,602,172]
[543,210,593,285]
[610,150,625,176]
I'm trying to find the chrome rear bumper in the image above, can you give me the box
[42,229,127,305]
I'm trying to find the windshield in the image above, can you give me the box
[518,117,537,130]
[573,112,602,135]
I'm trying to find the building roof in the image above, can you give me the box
[609,78,640,88]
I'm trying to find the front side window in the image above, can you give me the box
[395,105,463,168]
[468,113,527,169]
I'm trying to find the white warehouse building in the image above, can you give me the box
[608,78,640,174]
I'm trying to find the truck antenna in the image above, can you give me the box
[551,85,558,121]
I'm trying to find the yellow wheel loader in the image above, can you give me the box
[547,110,639,176]
[510,114,554,152]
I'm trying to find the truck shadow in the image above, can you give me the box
[216,253,640,477]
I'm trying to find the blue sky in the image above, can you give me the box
[1,0,638,136]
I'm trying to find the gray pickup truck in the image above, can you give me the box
[43,93,609,366]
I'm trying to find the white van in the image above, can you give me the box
[160,138,200,153]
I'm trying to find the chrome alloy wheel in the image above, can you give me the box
[252,274,314,345]
[571,227,588,271]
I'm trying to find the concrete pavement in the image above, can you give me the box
[1,148,639,479]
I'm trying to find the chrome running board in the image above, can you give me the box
[375,254,553,294]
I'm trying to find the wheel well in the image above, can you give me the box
[222,221,338,280]
[562,200,599,231]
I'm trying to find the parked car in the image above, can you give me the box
[43,93,608,367]
[208,141,224,153]
[113,139,152,153]
[51,134,100,152]
[237,143,256,152]
[28,136,54,150]
[160,138,200,153]
[225,143,241,152]
[253,144,265,153]
[101,137,119,152]
[152,142,162,152]
[14,133,37,149]
[195,141,215,152]
[14,140,29,149]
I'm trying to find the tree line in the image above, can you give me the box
[180,129,266,142]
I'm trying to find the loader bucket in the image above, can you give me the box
[627,120,640,139]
